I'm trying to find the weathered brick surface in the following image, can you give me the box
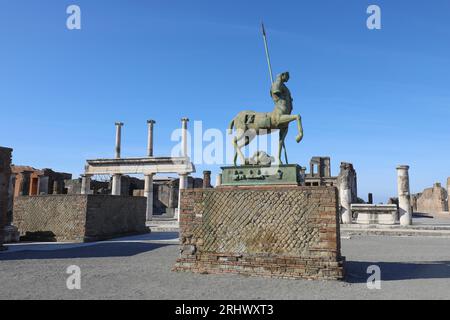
[13,195,148,242]
[173,186,344,280]
[0,147,13,250]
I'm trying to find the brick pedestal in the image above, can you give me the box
[173,186,344,280]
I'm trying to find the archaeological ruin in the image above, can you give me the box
[11,166,72,196]
[0,146,13,250]
[13,194,148,242]
[8,119,199,243]
[412,182,448,216]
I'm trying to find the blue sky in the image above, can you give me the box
[0,0,449,202]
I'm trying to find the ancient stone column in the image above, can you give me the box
[53,180,61,195]
[177,174,188,222]
[339,163,352,224]
[181,118,189,158]
[111,174,122,196]
[299,166,306,186]
[144,174,154,221]
[340,188,352,224]
[368,193,373,204]
[215,173,222,187]
[147,120,156,157]
[80,174,92,195]
[447,177,450,212]
[115,122,124,159]
[397,165,412,226]
[20,171,32,196]
[7,173,16,225]
[113,122,124,196]
[203,171,212,189]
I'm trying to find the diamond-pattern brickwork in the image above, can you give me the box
[13,195,147,242]
[174,186,344,280]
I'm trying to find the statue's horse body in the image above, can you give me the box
[228,72,303,166]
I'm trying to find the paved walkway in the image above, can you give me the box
[1,232,450,300]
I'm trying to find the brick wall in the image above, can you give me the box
[0,147,12,250]
[13,195,148,242]
[173,186,344,280]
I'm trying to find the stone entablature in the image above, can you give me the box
[174,186,344,280]
[84,157,194,176]
[352,204,398,225]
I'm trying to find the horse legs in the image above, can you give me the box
[232,130,256,166]
[233,135,246,166]
[278,127,289,164]
[276,114,304,143]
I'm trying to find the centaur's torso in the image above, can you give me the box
[270,77,293,127]
[234,77,294,132]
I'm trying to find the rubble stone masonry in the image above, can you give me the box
[173,186,344,280]
[13,195,148,242]
[0,147,12,250]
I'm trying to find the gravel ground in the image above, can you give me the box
[0,232,449,300]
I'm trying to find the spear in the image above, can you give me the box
[261,22,289,164]
[261,22,274,84]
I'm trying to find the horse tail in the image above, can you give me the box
[228,119,235,134]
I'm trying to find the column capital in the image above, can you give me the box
[147,119,156,125]
[396,165,410,171]
[181,117,190,123]
[115,122,124,127]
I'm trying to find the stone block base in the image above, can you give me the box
[352,204,398,225]
[220,164,302,186]
[173,186,344,280]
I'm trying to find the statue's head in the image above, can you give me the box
[278,72,290,82]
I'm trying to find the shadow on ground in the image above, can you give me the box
[345,260,450,283]
[0,242,174,261]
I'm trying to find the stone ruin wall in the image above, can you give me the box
[13,195,148,242]
[0,147,12,249]
[412,183,448,216]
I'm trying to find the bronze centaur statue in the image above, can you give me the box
[228,72,303,166]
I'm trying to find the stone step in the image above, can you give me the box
[341,226,450,238]
[147,219,179,232]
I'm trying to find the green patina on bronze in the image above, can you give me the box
[221,164,303,186]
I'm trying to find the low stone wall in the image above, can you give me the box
[173,186,344,280]
[13,195,148,242]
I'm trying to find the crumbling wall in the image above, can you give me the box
[447,178,450,213]
[0,147,12,249]
[412,183,448,216]
[337,162,358,203]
